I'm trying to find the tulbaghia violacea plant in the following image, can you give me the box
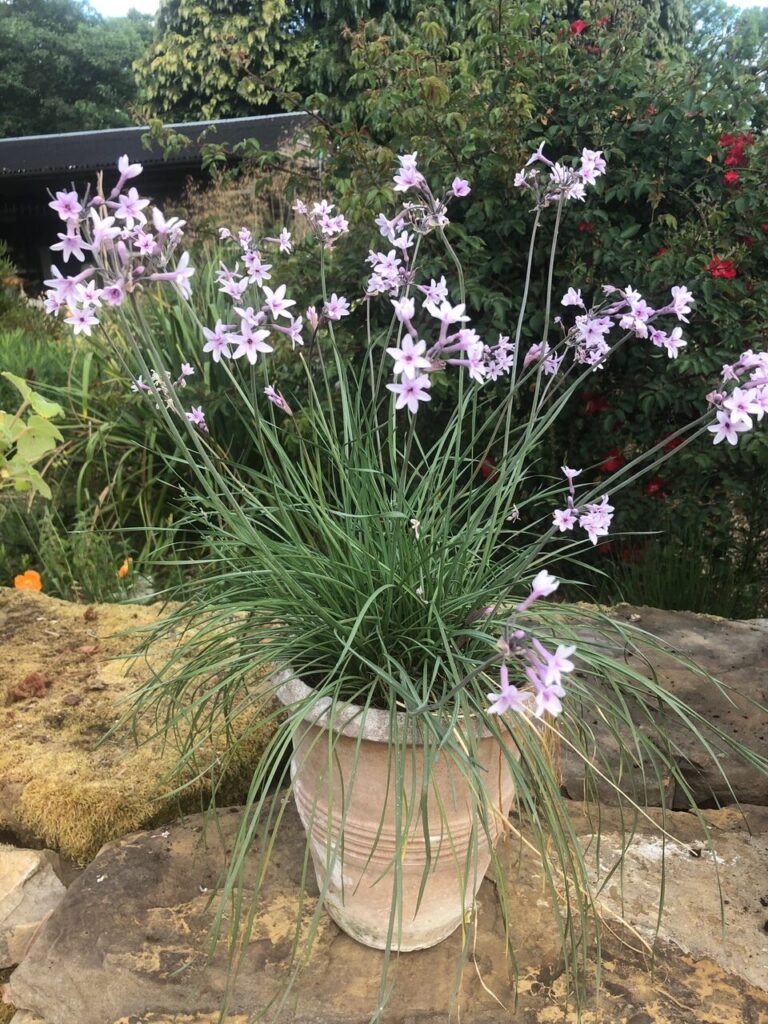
[43,148,768,1020]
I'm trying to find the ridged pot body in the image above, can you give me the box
[276,674,518,951]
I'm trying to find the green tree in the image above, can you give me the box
[0,0,153,138]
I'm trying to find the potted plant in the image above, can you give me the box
[42,147,768,1018]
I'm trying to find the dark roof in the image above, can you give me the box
[0,113,309,179]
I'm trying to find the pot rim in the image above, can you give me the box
[273,667,515,744]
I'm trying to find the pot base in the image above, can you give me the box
[324,895,469,952]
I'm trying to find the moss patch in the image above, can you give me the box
[0,588,273,864]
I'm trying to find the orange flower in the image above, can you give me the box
[14,569,43,592]
[117,557,133,579]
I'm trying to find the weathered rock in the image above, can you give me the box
[7,804,768,1024]
[0,589,274,864]
[0,847,65,968]
[560,605,768,808]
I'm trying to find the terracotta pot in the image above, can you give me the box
[276,671,518,951]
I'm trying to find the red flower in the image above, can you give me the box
[571,19,588,34]
[719,133,736,148]
[654,247,669,258]
[578,221,595,234]
[724,149,746,167]
[478,457,498,482]
[580,391,610,416]
[705,257,737,279]
[643,478,666,497]
[723,170,740,187]
[600,447,625,473]
[738,235,754,250]
[662,435,684,453]
[761,224,768,235]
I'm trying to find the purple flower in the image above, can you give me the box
[425,299,469,327]
[708,410,751,446]
[231,326,273,365]
[386,374,432,414]
[386,336,431,379]
[186,406,208,432]
[48,190,82,221]
[324,293,350,321]
[450,176,471,198]
[580,495,614,545]
[487,665,530,715]
[102,280,126,307]
[531,639,576,686]
[517,569,560,612]
[262,284,296,320]
[113,187,150,229]
[579,148,607,186]
[148,251,195,299]
[180,363,195,378]
[417,277,448,305]
[64,307,99,336]
[561,287,585,308]
[202,320,236,363]
[264,385,293,416]
[553,507,577,532]
[51,230,87,263]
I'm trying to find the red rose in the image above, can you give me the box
[643,478,665,497]
[580,391,610,416]
[719,133,736,148]
[724,149,746,167]
[478,457,498,482]
[600,447,625,473]
[724,170,740,187]
[654,247,669,258]
[705,257,737,279]
[571,19,588,34]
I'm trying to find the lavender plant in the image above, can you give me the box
[42,147,768,1019]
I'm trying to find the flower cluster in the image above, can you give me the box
[719,131,754,189]
[487,570,576,719]
[514,145,606,207]
[552,467,615,545]
[290,199,349,250]
[44,155,192,338]
[707,350,768,446]
[553,283,692,369]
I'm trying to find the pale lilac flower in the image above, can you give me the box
[244,250,272,284]
[262,284,296,320]
[386,374,432,414]
[306,305,319,331]
[525,143,553,168]
[579,148,607,185]
[44,294,65,315]
[417,276,449,305]
[186,406,208,432]
[219,227,232,240]
[264,385,293,416]
[532,569,559,598]
[88,210,121,250]
[231,326,273,365]
[48,190,82,221]
[151,207,185,240]
[553,507,578,532]
[284,316,304,349]
[659,326,686,359]
[708,410,750,446]
[324,293,350,321]
[487,665,530,715]
[723,387,759,426]
[668,285,694,323]
[392,296,416,323]
[110,154,143,197]
[543,352,564,376]
[113,187,150,229]
[561,287,585,308]
[529,674,566,718]
[393,164,425,192]
[64,307,99,336]
[148,251,194,298]
[202,321,235,362]
[180,363,195,378]
[523,341,549,368]
[450,176,471,197]
[134,230,156,257]
[531,639,576,686]
[51,230,87,263]
[277,228,292,253]
[44,265,93,305]
[386,337,431,379]
[579,495,614,545]
[238,227,252,246]
[425,300,470,327]
[561,465,582,496]
[220,277,249,301]
[102,280,126,306]
[75,281,103,308]
[131,376,150,393]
